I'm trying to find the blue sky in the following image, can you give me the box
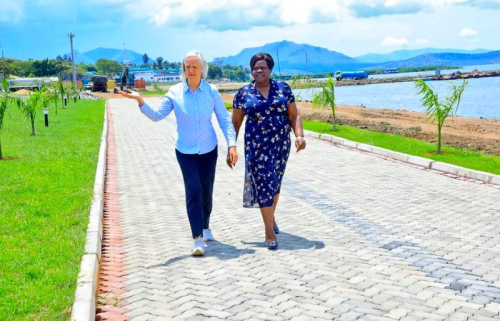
[1,0,499,63]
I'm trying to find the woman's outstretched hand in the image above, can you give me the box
[118,89,145,106]
[226,146,238,169]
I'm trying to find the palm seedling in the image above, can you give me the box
[414,78,468,154]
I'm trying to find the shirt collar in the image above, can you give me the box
[183,79,205,93]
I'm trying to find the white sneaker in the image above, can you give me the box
[203,228,214,242]
[192,236,205,256]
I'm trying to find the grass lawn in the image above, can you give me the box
[0,98,105,320]
[304,120,500,175]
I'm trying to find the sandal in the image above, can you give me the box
[267,241,279,250]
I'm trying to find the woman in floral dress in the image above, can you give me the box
[231,52,306,250]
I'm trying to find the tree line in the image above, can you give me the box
[1,56,250,82]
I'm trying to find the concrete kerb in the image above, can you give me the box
[304,129,500,186]
[70,103,108,321]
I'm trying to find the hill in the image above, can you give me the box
[214,40,362,74]
[73,48,153,65]
[377,51,500,68]
[356,48,492,63]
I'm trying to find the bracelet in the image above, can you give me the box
[296,136,305,141]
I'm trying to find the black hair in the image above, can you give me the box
[250,52,275,71]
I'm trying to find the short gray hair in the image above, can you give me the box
[180,50,208,80]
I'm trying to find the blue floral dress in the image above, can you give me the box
[233,79,295,208]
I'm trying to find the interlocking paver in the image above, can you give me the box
[98,98,500,320]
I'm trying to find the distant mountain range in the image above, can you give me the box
[355,48,492,63]
[377,51,500,68]
[72,41,500,74]
[215,41,499,73]
[73,48,153,65]
[215,40,359,74]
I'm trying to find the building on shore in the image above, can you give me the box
[153,69,182,83]
[130,68,181,83]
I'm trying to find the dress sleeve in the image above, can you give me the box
[232,88,245,110]
[282,82,296,104]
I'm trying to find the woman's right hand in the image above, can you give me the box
[118,89,145,106]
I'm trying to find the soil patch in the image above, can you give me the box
[12,89,34,95]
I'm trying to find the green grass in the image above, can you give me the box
[140,89,166,96]
[0,98,105,320]
[304,120,500,175]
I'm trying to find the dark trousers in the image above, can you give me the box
[175,146,218,239]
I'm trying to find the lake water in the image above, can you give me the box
[295,64,500,120]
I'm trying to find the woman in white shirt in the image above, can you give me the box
[119,51,238,256]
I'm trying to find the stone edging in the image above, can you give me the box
[70,103,108,321]
[306,130,500,186]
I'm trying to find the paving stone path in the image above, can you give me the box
[96,97,500,321]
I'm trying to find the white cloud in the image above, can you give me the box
[91,0,499,31]
[381,36,410,47]
[460,28,478,36]
[0,0,24,23]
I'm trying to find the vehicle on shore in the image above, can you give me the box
[382,68,398,74]
[91,75,108,92]
[335,70,368,81]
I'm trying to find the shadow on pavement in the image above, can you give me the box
[149,240,257,267]
[241,232,325,251]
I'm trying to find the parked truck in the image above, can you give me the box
[91,75,108,92]
[334,70,368,81]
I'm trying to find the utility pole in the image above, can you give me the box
[68,33,77,86]
[276,50,282,79]
[306,50,309,78]
[0,41,4,77]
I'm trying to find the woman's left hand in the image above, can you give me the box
[295,137,306,152]
[227,146,238,168]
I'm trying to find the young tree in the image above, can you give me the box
[152,83,165,95]
[312,76,337,131]
[414,78,468,154]
[57,80,66,110]
[45,85,60,113]
[292,75,338,131]
[40,86,53,109]
[67,82,78,103]
[15,90,42,136]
